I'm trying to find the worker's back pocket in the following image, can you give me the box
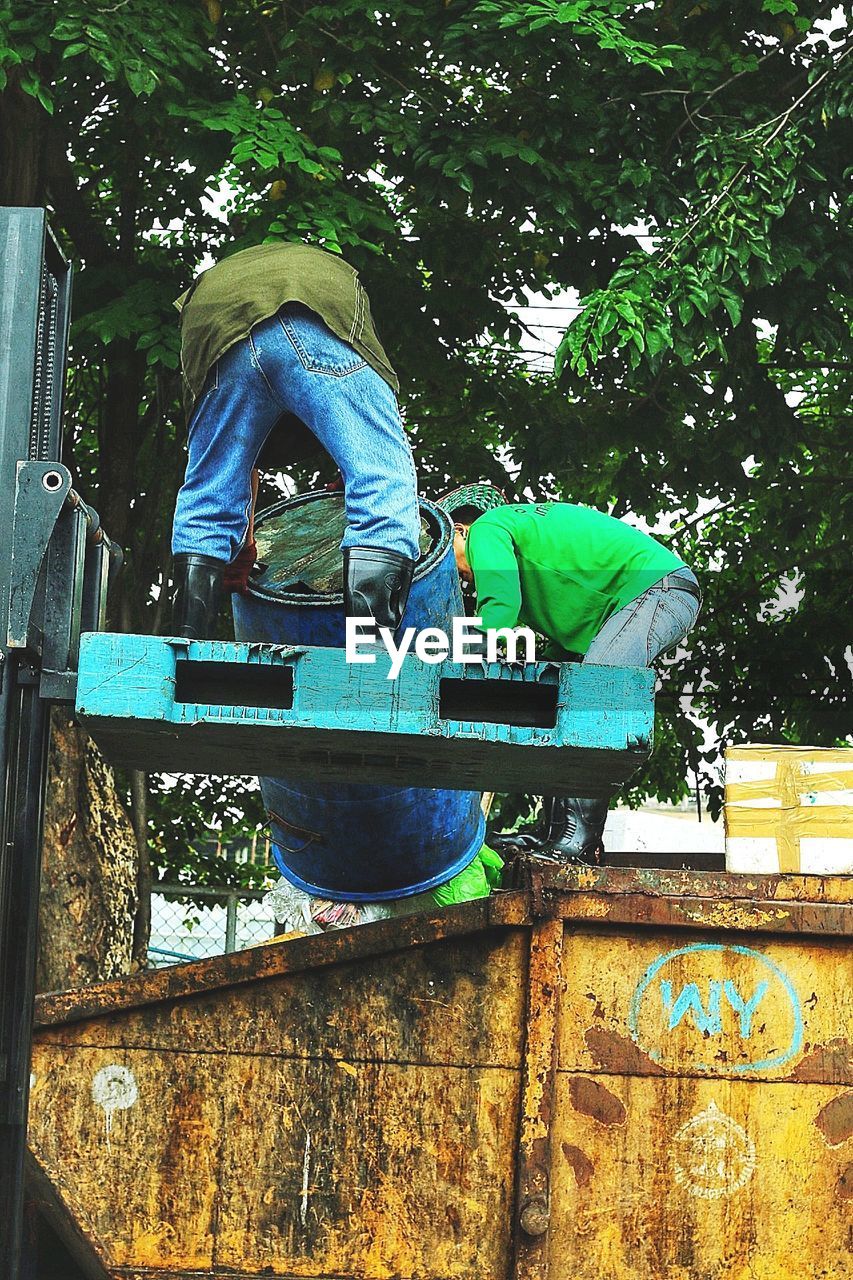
[648,588,700,658]
[278,303,367,377]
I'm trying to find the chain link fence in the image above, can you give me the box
[149,883,278,967]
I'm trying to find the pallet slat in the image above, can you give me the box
[75,634,654,793]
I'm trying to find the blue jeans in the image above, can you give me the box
[172,304,420,562]
[583,568,701,666]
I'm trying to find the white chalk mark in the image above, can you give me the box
[300,1130,312,1227]
[29,1072,36,1092]
[92,1064,138,1152]
[672,1100,756,1199]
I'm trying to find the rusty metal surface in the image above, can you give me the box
[32,1047,521,1278]
[551,890,850,935]
[512,917,564,1280]
[548,917,851,1278]
[27,865,852,1279]
[532,861,853,904]
[25,1150,110,1280]
[528,862,853,938]
[33,867,853,1033]
[33,893,531,1028]
[550,1075,851,1279]
[561,931,851,1085]
[30,927,528,1279]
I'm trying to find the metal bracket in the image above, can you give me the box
[6,461,72,650]
[6,460,122,703]
[512,914,564,1280]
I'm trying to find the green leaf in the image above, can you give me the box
[125,64,158,96]
[722,293,743,326]
[646,328,670,357]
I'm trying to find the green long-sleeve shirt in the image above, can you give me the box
[466,503,687,656]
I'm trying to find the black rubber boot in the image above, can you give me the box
[343,547,415,631]
[171,553,226,639]
[540,795,609,866]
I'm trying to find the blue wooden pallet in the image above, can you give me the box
[74,634,655,796]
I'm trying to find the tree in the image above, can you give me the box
[1,0,849,924]
[38,713,138,991]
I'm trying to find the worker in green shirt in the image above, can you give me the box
[440,483,702,864]
[171,242,419,638]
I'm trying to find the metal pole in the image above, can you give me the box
[0,675,50,1265]
[225,891,238,954]
[0,208,71,1280]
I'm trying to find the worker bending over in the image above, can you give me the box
[171,242,420,637]
[441,484,702,864]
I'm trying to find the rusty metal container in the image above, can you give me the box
[27,866,852,1279]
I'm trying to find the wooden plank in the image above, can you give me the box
[74,634,653,794]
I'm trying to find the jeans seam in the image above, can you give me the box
[645,596,666,664]
[609,595,646,642]
[248,331,284,407]
[398,411,418,502]
[187,360,220,428]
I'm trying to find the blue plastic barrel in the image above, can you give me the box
[233,491,485,900]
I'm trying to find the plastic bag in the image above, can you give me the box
[265,843,504,934]
[429,843,503,906]
[265,878,393,935]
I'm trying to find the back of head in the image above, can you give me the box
[451,503,487,526]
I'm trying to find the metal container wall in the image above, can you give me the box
[232,491,485,900]
[28,867,853,1280]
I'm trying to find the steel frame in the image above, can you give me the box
[0,207,72,1280]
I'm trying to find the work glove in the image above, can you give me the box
[488,830,543,855]
[223,539,257,594]
[464,626,531,673]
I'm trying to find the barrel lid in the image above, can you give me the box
[251,491,449,603]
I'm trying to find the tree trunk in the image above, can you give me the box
[0,73,45,205]
[2,82,147,989]
[37,712,138,993]
[129,769,152,969]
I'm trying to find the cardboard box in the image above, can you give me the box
[724,744,853,874]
